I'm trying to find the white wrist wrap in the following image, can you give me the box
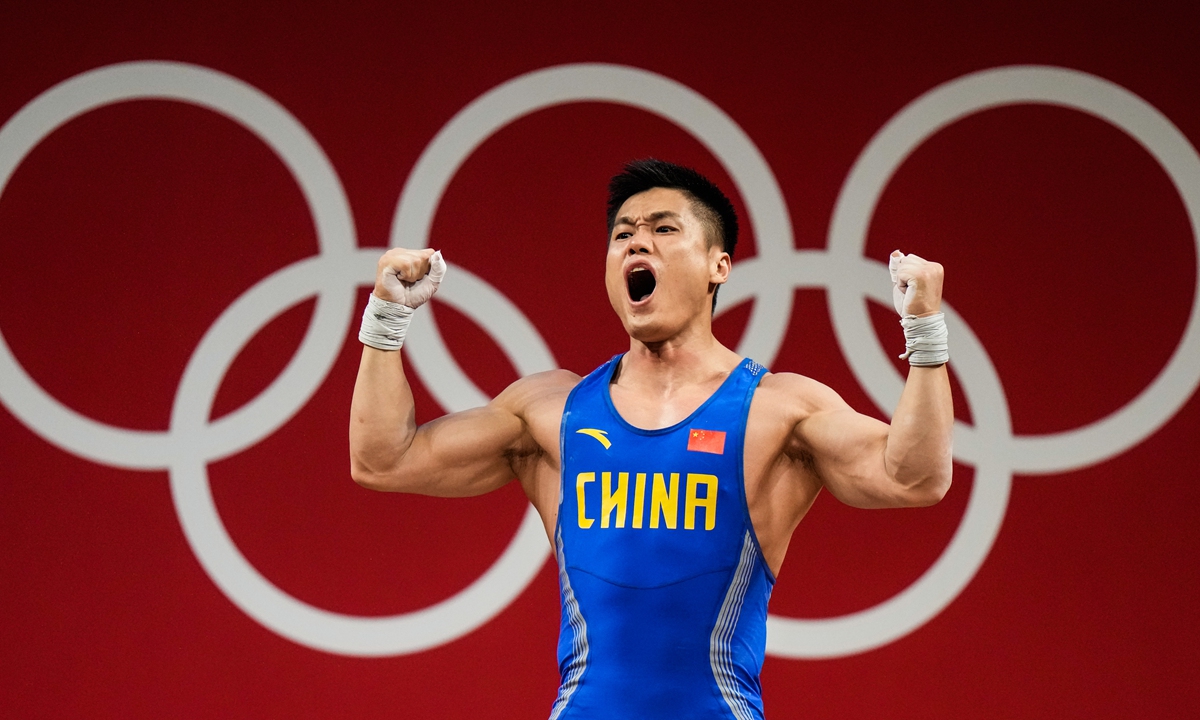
[359,294,415,351]
[899,312,949,367]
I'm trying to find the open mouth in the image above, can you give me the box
[626,266,656,303]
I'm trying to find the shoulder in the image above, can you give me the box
[753,370,851,418]
[457,369,581,466]
[745,370,864,479]
[492,368,581,418]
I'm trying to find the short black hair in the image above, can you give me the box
[606,158,739,260]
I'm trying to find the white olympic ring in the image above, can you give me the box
[765,65,1200,657]
[1,61,1197,660]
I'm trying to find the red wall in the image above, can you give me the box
[2,1,1198,717]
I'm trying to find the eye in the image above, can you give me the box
[614,231,632,240]
[655,225,676,233]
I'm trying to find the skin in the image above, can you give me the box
[349,187,953,576]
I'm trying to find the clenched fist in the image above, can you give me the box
[374,247,447,309]
[889,250,944,318]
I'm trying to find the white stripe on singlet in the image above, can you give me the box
[549,527,589,720]
[710,531,759,720]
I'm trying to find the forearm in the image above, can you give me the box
[883,364,954,504]
[349,347,417,488]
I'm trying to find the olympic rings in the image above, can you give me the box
[1,61,1197,659]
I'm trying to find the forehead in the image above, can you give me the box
[613,187,697,223]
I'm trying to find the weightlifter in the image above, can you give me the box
[349,158,952,719]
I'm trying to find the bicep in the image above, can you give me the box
[789,373,937,508]
[799,406,909,508]
[369,402,529,497]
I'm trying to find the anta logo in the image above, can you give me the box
[576,428,611,449]
[575,471,717,531]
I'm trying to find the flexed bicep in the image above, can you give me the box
[373,400,531,497]
[797,405,903,509]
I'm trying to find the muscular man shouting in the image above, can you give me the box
[349,159,952,719]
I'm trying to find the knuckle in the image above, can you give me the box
[379,248,411,272]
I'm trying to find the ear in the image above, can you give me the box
[709,248,731,285]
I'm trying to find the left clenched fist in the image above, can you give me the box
[889,250,944,318]
[375,247,446,309]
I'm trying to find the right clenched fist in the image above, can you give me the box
[374,247,447,308]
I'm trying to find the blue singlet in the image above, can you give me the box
[551,355,775,720]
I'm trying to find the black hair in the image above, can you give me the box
[606,158,739,260]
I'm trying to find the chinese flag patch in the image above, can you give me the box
[687,428,726,455]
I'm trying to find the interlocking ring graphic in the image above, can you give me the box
[1,61,1198,659]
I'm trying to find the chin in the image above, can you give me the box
[622,314,672,345]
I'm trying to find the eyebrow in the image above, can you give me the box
[612,210,683,228]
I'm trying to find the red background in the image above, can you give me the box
[2,1,1198,717]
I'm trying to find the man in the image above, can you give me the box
[349,159,952,719]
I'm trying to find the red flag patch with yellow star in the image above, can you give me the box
[687,428,726,455]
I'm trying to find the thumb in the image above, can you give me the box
[890,250,907,316]
[428,250,447,284]
[889,250,905,282]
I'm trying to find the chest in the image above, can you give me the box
[560,373,756,564]
[608,381,727,431]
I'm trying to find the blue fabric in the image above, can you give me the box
[551,355,775,720]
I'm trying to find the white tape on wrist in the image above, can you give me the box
[900,312,949,367]
[359,293,415,351]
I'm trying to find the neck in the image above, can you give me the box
[619,327,740,390]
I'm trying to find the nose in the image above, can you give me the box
[627,225,652,255]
